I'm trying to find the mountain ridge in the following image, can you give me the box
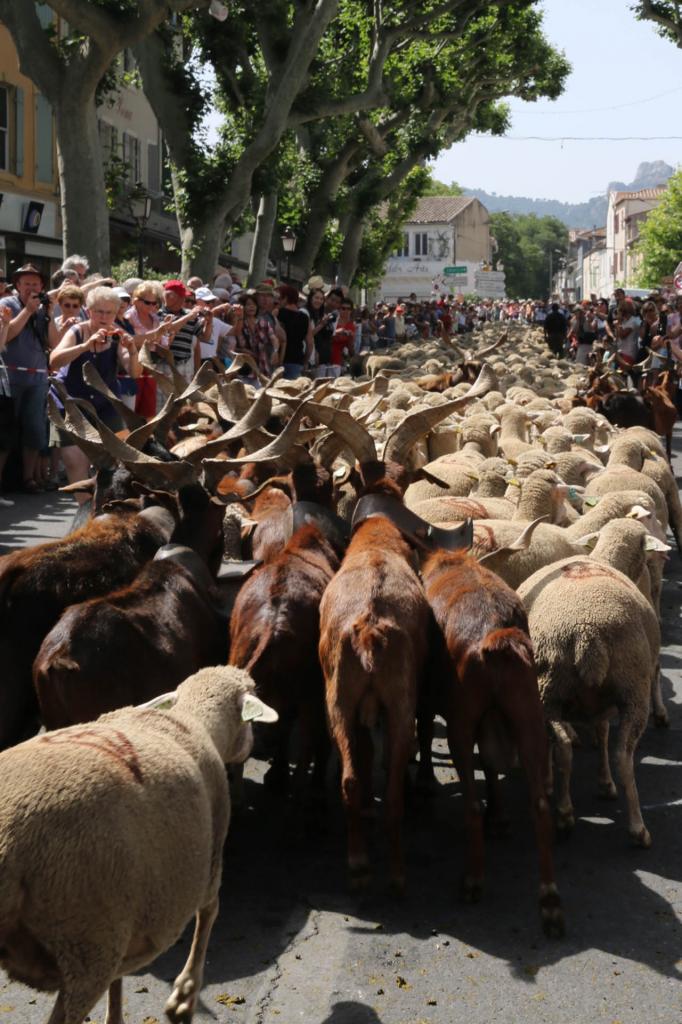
[463,160,674,228]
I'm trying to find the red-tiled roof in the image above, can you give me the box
[409,196,477,224]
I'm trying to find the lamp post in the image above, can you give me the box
[281,226,297,283]
[129,181,153,278]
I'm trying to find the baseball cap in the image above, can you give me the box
[114,287,131,300]
[195,286,218,302]
[164,279,186,295]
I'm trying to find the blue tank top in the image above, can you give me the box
[53,326,121,420]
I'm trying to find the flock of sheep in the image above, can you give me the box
[0,322,678,1024]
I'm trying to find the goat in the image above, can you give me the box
[319,476,431,892]
[419,550,564,937]
[0,503,177,750]
[33,485,228,731]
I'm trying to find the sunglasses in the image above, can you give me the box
[140,298,160,306]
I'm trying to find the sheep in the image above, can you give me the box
[413,469,568,527]
[518,520,662,849]
[471,520,583,590]
[0,665,277,1024]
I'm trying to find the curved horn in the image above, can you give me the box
[92,416,197,485]
[474,331,508,360]
[47,394,115,468]
[383,364,496,464]
[81,362,146,431]
[183,386,276,464]
[302,402,377,464]
[201,403,312,471]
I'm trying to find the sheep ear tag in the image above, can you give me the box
[241,693,279,724]
[584,497,600,507]
[137,691,179,711]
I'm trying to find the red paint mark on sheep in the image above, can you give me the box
[560,563,619,582]
[446,499,489,518]
[40,728,143,783]
[474,524,497,552]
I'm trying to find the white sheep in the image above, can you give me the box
[518,520,663,849]
[0,665,276,1024]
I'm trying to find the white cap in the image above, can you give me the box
[195,286,218,302]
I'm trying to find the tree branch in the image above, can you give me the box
[0,0,62,97]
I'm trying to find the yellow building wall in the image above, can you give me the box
[0,25,59,203]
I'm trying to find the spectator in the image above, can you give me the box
[307,287,334,377]
[161,279,208,384]
[330,297,355,378]
[61,254,90,284]
[543,302,567,358]
[0,264,58,493]
[54,285,86,336]
[49,285,140,497]
[233,289,281,379]
[195,286,235,367]
[0,304,14,505]
[613,297,641,370]
[277,283,312,379]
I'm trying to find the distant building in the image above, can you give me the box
[606,186,667,293]
[379,196,503,300]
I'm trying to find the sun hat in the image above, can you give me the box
[12,263,45,286]
[195,286,218,302]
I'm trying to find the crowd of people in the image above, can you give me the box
[0,256,680,506]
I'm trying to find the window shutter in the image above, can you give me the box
[14,86,24,177]
[147,141,160,193]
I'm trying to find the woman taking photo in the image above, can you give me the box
[233,290,280,380]
[49,285,141,497]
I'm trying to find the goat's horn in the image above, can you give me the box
[383,364,496,464]
[92,416,196,485]
[202,404,311,471]
[474,331,508,360]
[47,394,115,468]
[302,402,378,464]
[223,351,272,386]
[81,362,146,432]
[183,385,276,464]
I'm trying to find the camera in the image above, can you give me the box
[106,331,122,342]
[38,291,50,305]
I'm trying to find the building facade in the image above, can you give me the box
[0,18,62,279]
[379,196,502,301]
[605,186,666,294]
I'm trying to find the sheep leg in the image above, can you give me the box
[651,664,669,728]
[45,995,65,1024]
[104,979,124,1024]
[166,896,220,1024]
[615,707,651,848]
[384,715,413,894]
[595,721,617,799]
[47,972,112,1024]
[552,721,575,833]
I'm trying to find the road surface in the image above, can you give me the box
[0,436,680,1024]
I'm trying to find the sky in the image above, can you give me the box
[431,0,682,202]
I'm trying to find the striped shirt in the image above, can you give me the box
[161,306,203,364]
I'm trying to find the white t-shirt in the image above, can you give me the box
[200,318,234,360]
[617,316,641,361]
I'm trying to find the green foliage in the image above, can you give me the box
[631,1,682,46]
[635,169,682,286]
[110,257,167,283]
[423,176,463,197]
[490,212,568,297]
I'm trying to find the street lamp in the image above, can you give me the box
[281,226,297,283]
[129,181,153,278]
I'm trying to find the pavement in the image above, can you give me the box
[1,436,681,1024]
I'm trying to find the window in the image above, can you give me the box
[414,232,429,256]
[147,141,160,194]
[0,87,7,172]
[122,132,141,183]
[35,93,54,182]
[619,252,624,272]
[99,120,120,160]
[35,3,53,28]
[614,212,619,234]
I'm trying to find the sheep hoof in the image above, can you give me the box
[460,875,483,904]
[630,825,652,849]
[653,712,669,729]
[166,980,196,1023]
[597,782,618,800]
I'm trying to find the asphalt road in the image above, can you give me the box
[0,438,680,1024]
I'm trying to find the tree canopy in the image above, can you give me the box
[635,170,682,286]
[490,212,568,297]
